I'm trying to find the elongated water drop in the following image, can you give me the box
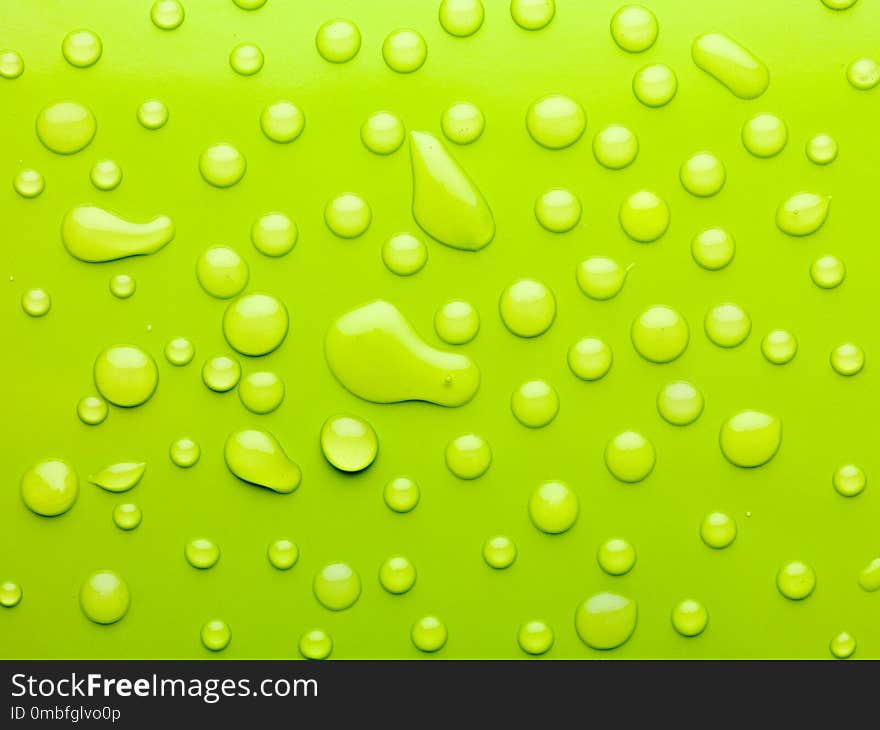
[88,462,146,493]
[410,130,494,251]
[325,300,480,406]
[775,192,829,236]
[62,206,174,262]
[692,32,769,99]
[224,429,301,493]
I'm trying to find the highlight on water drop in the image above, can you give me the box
[361,111,405,155]
[382,29,427,74]
[619,190,670,242]
[260,101,304,144]
[605,430,655,483]
[382,233,427,276]
[510,0,555,30]
[320,415,378,473]
[691,228,735,270]
[445,433,491,479]
[568,337,612,380]
[704,302,751,348]
[13,169,44,198]
[62,29,102,68]
[632,64,677,107]
[534,188,581,233]
[511,379,559,428]
[610,4,658,53]
[499,278,556,337]
[441,102,485,145]
[528,480,578,534]
[525,95,586,149]
[830,342,864,376]
[315,19,361,63]
[741,113,787,157]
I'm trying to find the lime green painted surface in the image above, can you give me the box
[1,0,879,659]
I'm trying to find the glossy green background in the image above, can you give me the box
[1,0,878,658]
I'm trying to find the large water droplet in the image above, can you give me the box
[775,192,829,236]
[499,278,556,337]
[379,555,416,594]
[632,63,677,107]
[671,599,708,637]
[439,0,484,37]
[201,619,231,651]
[314,562,361,610]
[36,101,96,154]
[719,410,781,468]
[483,535,517,569]
[299,629,333,659]
[222,292,288,356]
[411,615,447,652]
[526,95,586,149]
[619,190,669,242]
[239,371,284,414]
[705,302,751,348]
[445,433,491,479]
[196,246,249,299]
[631,305,688,362]
[575,592,637,650]
[315,19,361,63]
[605,430,655,483]
[224,429,301,493]
[510,0,555,30]
[741,112,787,157]
[88,462,146,493]
[252,212,297,257]
[94,345,158,407]
[62,205,174,262]
[21,459,78,516]
[202,355,241,392]
[151,0,184,30]
[593,124,638,169]
[382,29,427,73]
[597,537,636,575]
[321,415,378,472]
[62,29,102,68]
[80,571,129,624]
[384,477,420,513]
[776,560,815,600]
[511,379,559,428]
[692,32,769,99]
[610,4,658,53]
[260,101,304,143]
[199,143,246,188]
[361,111,405,155]
[518,620,553,655]
[528,480,578,534]
[568,337,612,380]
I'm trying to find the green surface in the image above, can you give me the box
[1,0,878,658]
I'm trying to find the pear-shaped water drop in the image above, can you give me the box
[224,429,301,493]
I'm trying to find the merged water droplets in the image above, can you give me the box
[526,95,586,150]
[260,101,305,144]
[575,592,637,650]
[321,415,378,472]
[251,212,297,257]
[631,305,688,363]
[62,29,102,68]
[775,192,830,236]
[62,205,175,262]
[510,0,556,30]
[199,143,246,188]
[21,459,79,517]
[445,433,491,479]
[605,430,655,483]
[93,345,159,407]
[150,0,185,30]
[13,169,44,198]
[528,480,578,534]
[224,429,301,493]
[619,191,670,242]
[610,4,658,53]
[315,19,361,64]
[535,188,581,233]
[741,113,787,157]
[229,43,263,76]
[499,279,556,337]
[593,124,638,169]
[691,32,769,99]
[361,112,405,155]
[222,293,288,356]
[79,570,130,624]
[439,0,485,37]
[314,562,361,610]
[632,64,677,107]
[382,233,427,276]
[382,30,427,74]
[719,410,781,468]
[21,288,51,317]
[36,101,96,154]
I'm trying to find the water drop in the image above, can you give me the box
[761,329,797,364]
[315,19,361,63]
[199,143,246,188]
[605,430,655,483]
[576,256,627,300]
[705,303,750,348]
[575,592,637,650]
[21,288,50,317]
[251,212,297,257]
[776,561,815,600]
[598,538,636,575]
[90,159,122,191]
[528,480,578,534]
[239,371,284,414]
[700,512,736,549]
[445,433,491,479]
[170,437,200,468]
[441,102,484,145]
[830,632,856,659]
[62,205,174,262]
[846,58,879,90]
[833,464,865,497]
[0,581,22,608]
[535,188,581,233]
[680,152,725,197]
[361,111,405,154]
[36,101,96,154]
[657,380,703,425]
[137,99,169,130]
[810,254,845,289]
[511,380,559,428]
[568,337,612,380]
[260,101,304,143]
[321,415,378,473]
[234,0,266,8]
[526,95,586,150]
[383,29,427,73]
[222,292,288,356]
[299,629,333,659]
[62,29,102,68]
[88,462,145,493]
[632,63,677,107]
[434,300,479,344]
[229,43,263,76]
[518,620,553,655]
[314,562,361,610]
[0,49,24,79]
[324,193,371,238]
[631,305,688,363]
[151,0,184,30]
[671,599,708,637]
[719,410,781,468]
[201,620,231,651]
[691,227,734,270]
[830,342,864,376]
[384,477,420,513]
[822,0,857,7]
[93,345,158,407]
[13,169,44,198]
[383,233,427,276]
[411,615,447,652]
[610,5,658,53]
[806,133,837,165]
[483,535,517,569]
[80,571,129,624]
[224,428,301,493]
[185,538,220,569]
[77,395,108,425]
[499,278,555,337]
[113,503,142,531]
[379,556,416,594]
[21,459,78,516]
[856,557,880,592]
[592,124,638,169]
[510,0,555,30]
[775,192,829,236]
[164,336,194,366]
[619,190,669,242]
[439,0,484,37]
[741,113,787,157]
[409,130,495,251]
[325,300,480,406]
[196,246,248,299]
[692,32,769,99]
[267,539,299,570]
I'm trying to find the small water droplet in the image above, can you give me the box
[631,305,688,362]
[720,410,781,468]
[483,535,517,569]
[499,278,556,337]
[170,437,200,468]
[806,133,838,165]
[810,254,845,289]
[299,629,333,659]
[229,43,263,75]
[705,303,751,348]
[13,168,44,198]
[21,459,78,516]
[692,32,769,99]
[511,379,559,428]
[575,592,637,650]
[535,188,581,233]
[36,101,96,155]
[592,124,638,169]
[445,433,491,479]
[79,570,129,624]
[830,631,856,659]
[632,63,677,107]
[267,539,299,570]
[164,336,194,366]
[383,29,427,73]
[321,415,378,472]
[222,292,288,356]
[576,256,627,300]
[700,511,737,549]
[324,193,371,238]
[199,143,246,188]
[528,480,578,533]
[439,0,485,37]
[517,620,553,655]
[619,190,670,242]
[201,619,231,651]
[605,430,655,483]
[776,561,815,600]
[196,246,248,299]
[657,380,703,425]
[383,477,419,513]
[671,599,708,637]
[598,538,636,575]
[510,0,555,30]
[314,562,361,610]
[109,274,135,299]
[238,371,284,414]
[441,102,484,145]
[112,503,142,531]
[382,233,427,276]
[361,111,405,154]
[822,0,857,8]
[315,19,361,63]
[137,99,169,130]
[846,57,879,90]
[251,212,297,257]
[151,0,185,30]
[89,462,145,493]
[411,615,447,652]
[526,95,586,149]
[434,300,479,344]
[62,205,174,262]
[77,395,108,425]
[0,581,22,608]
[185,538,220,569]
[858,557,880,592]
[680,152,726,197]
[260,100,304,144]
[830,342,864,376]
[224,428,301,493]
[691,227,734,270]
[761,329,797,364]
[62,29,102,68]
[741,112,787,157]
[0,49,24,79]
[94,345,158,407]
[379,556,416,594]
[775,192,830,236]
[610,4,658,53]
[21,288,50,317]
[90,159,122,191]
[833,464,865,497]
[234,0,266,8]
